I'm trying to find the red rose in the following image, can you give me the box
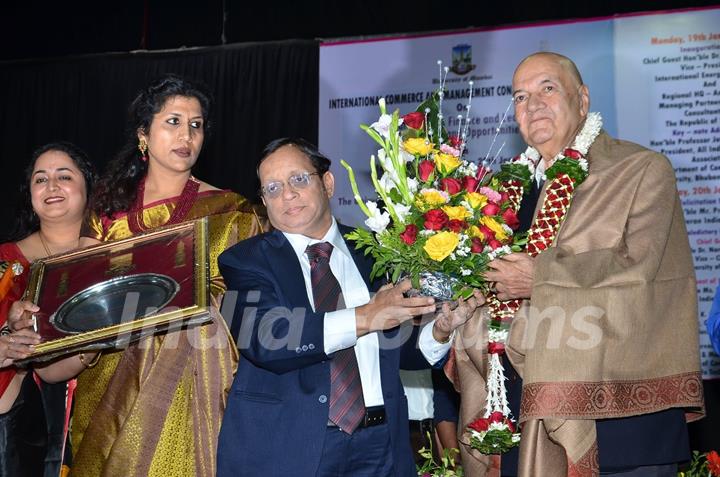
[488,342,505,354]
[418,160,435,182]
[423,209,449,230]
[507,420,516,433]
[488,239,502,250]
[468,417,489,433]
[439,177,462,195]
[399,224,418,245]
[502,208,520,230]
[478,225,495,241]
[563,148,582,159]
[481,203,500,216]
[470,237,484,253]
[448,135,463,149]
[489,411,505,423]
[499,191,509,204]
[403,111,425,130]
[447,219,467,233]
[462,175,479,193]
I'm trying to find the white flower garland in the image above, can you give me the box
[515,112,602,181]
[472,112,604,453]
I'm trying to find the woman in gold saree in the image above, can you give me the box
[63,76,264,476]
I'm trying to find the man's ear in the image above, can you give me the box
[322,171,335,198]
[579,84,590,117]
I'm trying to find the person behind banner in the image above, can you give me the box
[216,137,482,476]
[31,75,266,476]
[454,52,704,476]
[1,141,98,477]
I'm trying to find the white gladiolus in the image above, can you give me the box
[364,201,390,233]
[370,114,393,139]
[393,203,412,223]
[406,177,419,193]
[378,173,398,195]
[400,149,415,163]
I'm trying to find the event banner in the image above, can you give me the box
[319,6,720,378]
[615,9,720,379]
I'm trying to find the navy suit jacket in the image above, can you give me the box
[216,227,417,476]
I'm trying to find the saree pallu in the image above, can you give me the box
[70,191,265,477]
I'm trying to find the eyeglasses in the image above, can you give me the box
[261,171,320,199]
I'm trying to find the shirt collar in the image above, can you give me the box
[535,159,547,185]
[282,217,352,260]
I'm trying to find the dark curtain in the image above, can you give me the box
[0,39,319,239]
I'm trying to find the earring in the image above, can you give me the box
[138,138,148,162]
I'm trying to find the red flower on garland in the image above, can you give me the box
[468,417,489,433]
[468,412,516,435]
[488,342,505,354]
[403,111,425,129]
[562,148,582,159]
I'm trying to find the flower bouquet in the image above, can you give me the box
[341,91,528,300]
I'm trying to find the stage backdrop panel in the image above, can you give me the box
[614,9,720,379]
[319,6,720,379]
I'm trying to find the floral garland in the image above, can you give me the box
[467,112,602,455]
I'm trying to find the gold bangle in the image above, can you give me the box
[78,352,101,368]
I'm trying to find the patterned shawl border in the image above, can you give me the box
[567,440,599,477]
[520,371,703,422]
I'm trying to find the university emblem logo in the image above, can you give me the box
[450,44,476,75]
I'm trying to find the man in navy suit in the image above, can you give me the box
[217,138,480,476]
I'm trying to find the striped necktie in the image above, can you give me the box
[306,242,366,433]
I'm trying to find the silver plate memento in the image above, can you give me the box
[49,273,180,334]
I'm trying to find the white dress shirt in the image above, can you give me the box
[283,218,452,407]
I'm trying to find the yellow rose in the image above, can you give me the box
[415,189,449,209]
[403,138,434,156]
[442,205,471,221]
[423,231,460,261]
[435,153,461,174]
[465,192,488,209]
[480,216,508,241]
[467,225,481,238]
